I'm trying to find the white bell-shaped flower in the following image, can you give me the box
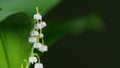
[28,37,37,43]
[29,56,37,64]
[34,21,47,29]
[34,63,43,68]
[41,21,47,28]
[39,45,48,52]
[34,23,42,29]
[33,42,42,49]
[34,13,42,20]
[30,30,39,37]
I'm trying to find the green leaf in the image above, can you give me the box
[45,15,104,46]
[0,36,8,68]
[0,0,61,21]
[0,13,32,68]
[0,11,18,22]
[0,29,31,68]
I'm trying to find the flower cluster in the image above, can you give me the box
[28,7,48,68]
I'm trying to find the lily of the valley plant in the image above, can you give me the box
[21,7,48,68]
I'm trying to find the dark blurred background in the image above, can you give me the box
[41,0,119,68]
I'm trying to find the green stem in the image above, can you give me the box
[26,48,34,68]
[36,7,39,14]
[21,63,23,68]
[26,62,30,68]
[42,38,44,45]
[21,59,28,68]
[34,53,40,63]
[21,61,24,68]
[40,29,42,34]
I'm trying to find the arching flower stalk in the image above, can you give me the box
[21,7,48,68]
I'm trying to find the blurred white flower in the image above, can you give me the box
[34,23,42,29]
[41,21,47,28]
[33,42,42,49]
[34,13,42,20]
[39,45,48,52]
[28,37,37,43]
[31,30,39,37]
[29,56,37,64]
[34,63,43,68]
[34,22,47,29]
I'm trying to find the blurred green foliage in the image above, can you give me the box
[0,0,104,68]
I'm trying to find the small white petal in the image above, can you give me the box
[29,56,37,64]
[31,30,39,36]
[28,37,37,43]
[39,45,48,52]
[42,45,48,52]
[34,13,42,20]
[34,63,43,68]
[33,42,42,49]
